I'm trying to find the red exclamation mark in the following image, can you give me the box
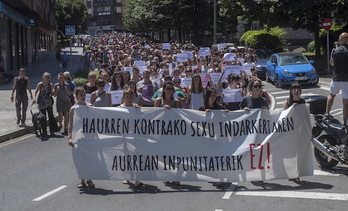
[267,142,271,169]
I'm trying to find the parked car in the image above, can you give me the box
[266,52,319,88]
[254,49,273,80]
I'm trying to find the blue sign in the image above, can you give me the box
[65,25,76,36]
[27,18,35,25]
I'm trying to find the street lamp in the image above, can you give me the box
[213,0,217,44]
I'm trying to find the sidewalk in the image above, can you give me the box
[0,54,333,143]
[0,47,84,143]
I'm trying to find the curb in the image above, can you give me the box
[0,126,35,143]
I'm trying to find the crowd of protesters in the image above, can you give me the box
[63,32,275,188]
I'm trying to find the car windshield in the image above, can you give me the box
[279,54,309,66]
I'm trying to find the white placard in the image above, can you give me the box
[181,78,192,88]
[222,88,244,103]
[223,53,236,62]
[191,65,199,71]
[218,43,227,50]
[223,65,244,79]
[124,66,133,74]
[85,93,91,104]
[237,58,245,65]
[199,47,211,57]
[134,61,146,68]
[162,43,171,50]
[210,73,222,84]
[243,63,255,76]
[177,54,188,63]
[109,90,123,105]
[183,51,194,59]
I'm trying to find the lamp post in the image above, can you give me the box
[213,0,217,44]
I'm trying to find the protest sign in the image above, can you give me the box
[177,54,188,63]
[109,90,123,105]
[210,73,222,84]
[222,89,244,103]
[71,105,313,182]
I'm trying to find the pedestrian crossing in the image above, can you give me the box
[267,85,343,119]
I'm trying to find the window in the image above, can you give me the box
[116,6,121,13]
[87,1,92,8]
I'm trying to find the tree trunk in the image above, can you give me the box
[314,28,321,56]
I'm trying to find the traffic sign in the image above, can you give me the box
[322,18,332,31]
[65,25,76,36]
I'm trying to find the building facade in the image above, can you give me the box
[84,0,126,35]
[0,0,55,72]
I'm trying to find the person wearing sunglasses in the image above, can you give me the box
[282,81,306,184]
[33,72,59,138]
[240,78,268,110]
[90,79,112,107]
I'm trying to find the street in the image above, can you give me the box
[0,81,347,211]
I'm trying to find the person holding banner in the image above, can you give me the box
[90,79,112,107]
[240,78,268,111]
[199,87,226,111]
[154,81,180,109]
[186,74,206,110]
[68,87,95,189]
[155,81,180,185]
[119,87,144,188]
[282,82,306,184]
[127,79,143,106]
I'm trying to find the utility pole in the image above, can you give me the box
[213,0,217,44]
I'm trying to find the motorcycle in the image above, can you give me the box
[307,96,348,169]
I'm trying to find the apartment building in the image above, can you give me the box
[0,0,55,71]
[84,0,126,35]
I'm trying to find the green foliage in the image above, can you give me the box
[123,0,211,38]
[240,31,259,45]
[74,70,89,79]
[263,26,289,46]
[73,77,89,87]
[56,0,88,37]
[307,41,315,52]
[244,31,281,51]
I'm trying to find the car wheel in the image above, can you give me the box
[274,75,282,88]
[312,77,319,86]
[266,72,272,83]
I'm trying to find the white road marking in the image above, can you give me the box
[314,169,345,176]
[222,182,238,199]
[236,190,348,201]
[271,90,289,95]
[33,185,67,202]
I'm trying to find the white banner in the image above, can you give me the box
[71,105,313,182]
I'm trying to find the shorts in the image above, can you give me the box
[330,80,348,99]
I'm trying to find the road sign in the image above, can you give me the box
[65,25,76,36]
[322,18,332,31]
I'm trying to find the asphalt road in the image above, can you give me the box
[0,81,347,211]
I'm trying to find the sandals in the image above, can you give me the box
[135,181,144,188]
[77,182,86,188]
[289,177,303,184]
[86,179,95,188]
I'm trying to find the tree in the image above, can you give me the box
[123,0,211,44]
[56,0,87,38]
